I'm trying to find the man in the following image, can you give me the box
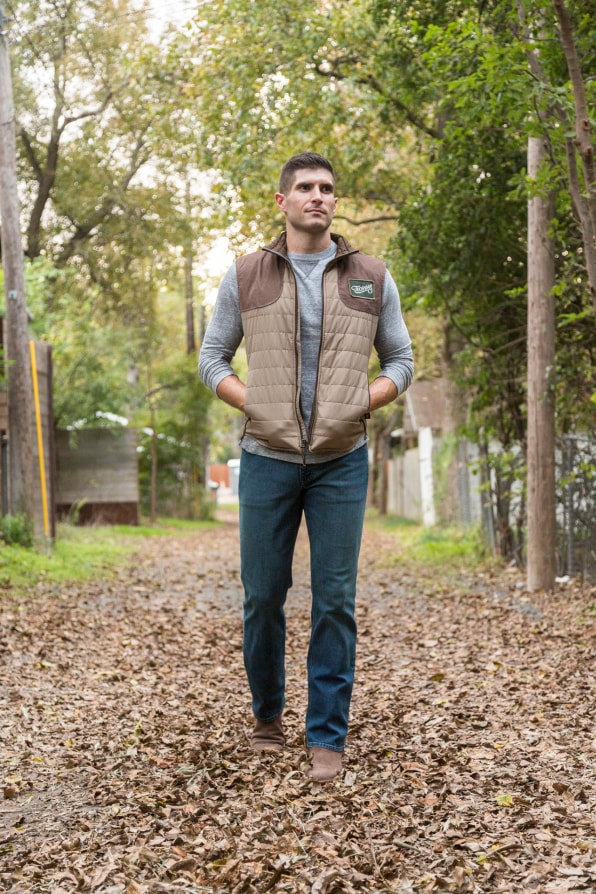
[199,152,413,783]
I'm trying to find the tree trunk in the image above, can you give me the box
[150,401,157,525]
[526,135,557,591]
[185,250,196,355]
[371,408,398,515]
[0,20,36,521]
[185,182,196,354]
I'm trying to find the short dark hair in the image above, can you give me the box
[278,152,335,194]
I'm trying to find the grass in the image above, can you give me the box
[2,509,494,593]
[0,517,218,592]
[365,509,493,571]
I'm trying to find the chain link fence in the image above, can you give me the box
[558,435,596,580]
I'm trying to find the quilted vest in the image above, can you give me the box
[236,232,386,454]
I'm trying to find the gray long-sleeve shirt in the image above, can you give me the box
[199,242,414,464]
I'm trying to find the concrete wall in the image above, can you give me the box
[386,432,483,526]
[387,447,422,520]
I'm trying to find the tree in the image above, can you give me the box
[526,134,557,590]
[6,0,216,513]
[175,0,595,563]
[10,0,165,261]
[376,0,594,568]
[137,354,213,521]
[0,2,35,522]
[551,0,596,311]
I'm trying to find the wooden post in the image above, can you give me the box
[0,6,36,519]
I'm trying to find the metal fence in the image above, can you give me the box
[386,432,596,581]
[558,435,596,580]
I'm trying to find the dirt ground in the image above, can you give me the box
[1,511,595,893]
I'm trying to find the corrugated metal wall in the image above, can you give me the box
[55,428,139,525]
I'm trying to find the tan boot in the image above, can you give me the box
[307,747,343,783]
[250,714,285,752]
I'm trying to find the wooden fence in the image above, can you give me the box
[0,337,55,537]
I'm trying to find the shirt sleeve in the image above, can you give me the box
[374,270,414,396]
[198,263,244,393]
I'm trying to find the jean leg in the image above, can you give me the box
[239,451,302,721]
[303,446,369,751]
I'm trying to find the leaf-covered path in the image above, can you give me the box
[1,513,595,893]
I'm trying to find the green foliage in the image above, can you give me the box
[366,509,492,570]
[136,354,214,520]
[173,0,595,455]
[9,0,217,349]
[11,0,196,270]
[380,0,595,447]
[412,525,490,567]
[7,0,219,460]
[5,0,594,541]
[173,0,416,243]
[0,519,217,591]
[0,514,34,549]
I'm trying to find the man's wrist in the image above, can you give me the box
[216,374,247,412]
[369,376,398,412]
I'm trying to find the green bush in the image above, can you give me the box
[0,514,34,548]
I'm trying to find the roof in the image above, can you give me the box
[402,379,447,436]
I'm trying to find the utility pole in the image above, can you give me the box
[0,4,35,519]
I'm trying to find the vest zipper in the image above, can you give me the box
[306,248,359,444]
[266,246,310,450]
[289,260,308,449]
[308,253,353,441]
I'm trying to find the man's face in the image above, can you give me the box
[275,167,337,235]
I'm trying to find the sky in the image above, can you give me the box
[146,0,195,39]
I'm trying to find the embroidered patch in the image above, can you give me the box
[348,279,375,300]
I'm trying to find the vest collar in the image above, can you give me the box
[264,231,357,260]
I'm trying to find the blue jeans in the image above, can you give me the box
[239,445,369,752]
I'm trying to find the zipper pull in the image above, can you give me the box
[302,439,308,466]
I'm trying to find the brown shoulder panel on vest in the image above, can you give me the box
[236,251,285,311]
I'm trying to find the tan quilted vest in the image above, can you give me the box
[236,233,385,454]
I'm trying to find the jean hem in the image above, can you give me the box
[254,710,284,723]
[306,741,344,753]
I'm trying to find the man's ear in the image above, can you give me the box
[275,192,286,211]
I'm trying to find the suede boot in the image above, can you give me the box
[307,747,343,783]
[250,714,285,752]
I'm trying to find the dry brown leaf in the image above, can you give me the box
[0,519,594,894]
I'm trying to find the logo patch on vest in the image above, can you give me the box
[348,279,375,300]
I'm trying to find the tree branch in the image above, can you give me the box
[18,127,42,180]
[20,27,115,259]
[552,0,596,309]
[517,0,596,310]
[334,214,398,226]
[312,59,443,140]
[56,131,150,266]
